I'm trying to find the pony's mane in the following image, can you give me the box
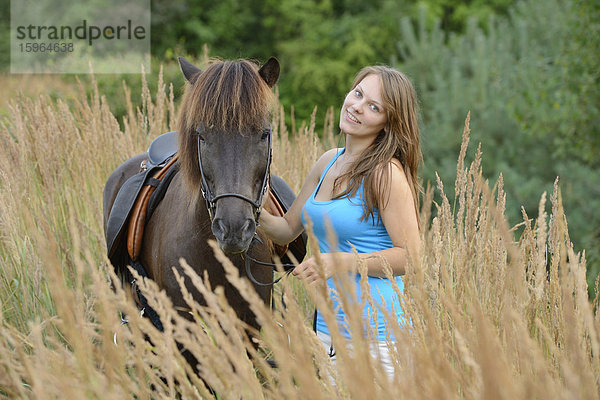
[177,58,274,199]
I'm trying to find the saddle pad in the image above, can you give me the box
[127,155,179,261]
[106,162,163,260]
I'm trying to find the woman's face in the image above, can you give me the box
[339,73,387,140]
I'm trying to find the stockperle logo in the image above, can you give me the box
[11,0,150,74]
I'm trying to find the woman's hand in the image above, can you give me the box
[292,253,354,286]
[292,256,328,287]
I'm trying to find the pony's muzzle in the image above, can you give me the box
[212,217,256,254]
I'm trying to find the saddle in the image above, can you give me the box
[127,154,179,261]
[106,131,306,270]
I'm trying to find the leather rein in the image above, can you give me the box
[196,127,296,286]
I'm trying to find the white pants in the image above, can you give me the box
[316,331,395,379]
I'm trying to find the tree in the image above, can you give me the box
[396,0,600,289]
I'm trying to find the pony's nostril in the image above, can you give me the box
[212,218,226,240]
[241,219,256,240]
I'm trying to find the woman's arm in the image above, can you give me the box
[292,160,421,284]
[367,159,421,276]
[259,149,340,245]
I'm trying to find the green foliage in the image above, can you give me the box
[149,0,411,125]
[524,0,600,167]
[396,0,600,287]
[270,0,404,125]
[148,0,518,127]
[151,0,275,60]
[413,0,514,32]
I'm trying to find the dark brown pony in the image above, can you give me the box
[103,57,281,343]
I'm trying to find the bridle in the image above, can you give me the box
[196,126,295,286]
[197,126,272,223]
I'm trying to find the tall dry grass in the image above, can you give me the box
[0,71,598,399]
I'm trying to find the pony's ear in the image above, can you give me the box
[178,56,202,84]
[258,57,280,88]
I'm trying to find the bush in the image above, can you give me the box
[396,0,600,290]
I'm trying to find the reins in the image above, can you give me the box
[243,234,296,287]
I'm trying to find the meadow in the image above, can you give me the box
[0,70,598,399]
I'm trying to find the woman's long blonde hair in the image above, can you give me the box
[334,66,422,224]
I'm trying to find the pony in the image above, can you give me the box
[102,57,288,355]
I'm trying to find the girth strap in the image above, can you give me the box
[127,259,164,332]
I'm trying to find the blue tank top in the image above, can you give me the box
[301,148,406,341]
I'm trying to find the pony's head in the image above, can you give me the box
[177,57,280,254]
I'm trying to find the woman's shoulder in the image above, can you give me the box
[373,158,410,188]
[307,148,343,183]
[371,158,413,209]
[315,148,343,171]
[375,157,405,175]
[318,148,343,164]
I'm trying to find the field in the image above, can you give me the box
[0,71,598,399]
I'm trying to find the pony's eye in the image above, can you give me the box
[260,130,270,141]
[195,127,207,143]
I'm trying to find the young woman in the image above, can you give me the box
[259,65,422,376]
